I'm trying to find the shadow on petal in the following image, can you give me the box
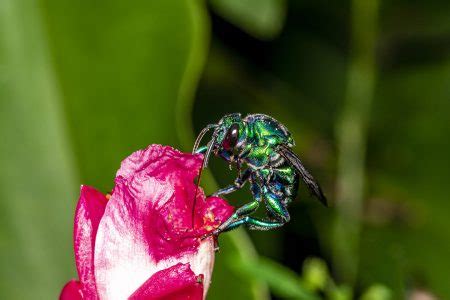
[129,263,204,300]
[60,280,83,300]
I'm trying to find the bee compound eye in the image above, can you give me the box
[222,123,240,150]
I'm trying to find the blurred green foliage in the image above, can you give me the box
[210,0,286,40]
[303,257,329,291]
[1,0,449,299]
[195,0,449,299]
[234,256,318,300]
[360,285,392,300]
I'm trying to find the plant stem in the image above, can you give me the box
[332,0,380,285]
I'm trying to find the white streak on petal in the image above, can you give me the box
[94,177,215,300]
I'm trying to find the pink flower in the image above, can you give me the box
[60,145,234,300]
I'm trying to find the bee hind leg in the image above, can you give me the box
[209,199,260,235]
[237,217,286,231]
[239,193,291,231]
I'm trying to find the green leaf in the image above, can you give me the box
[208,230,270,300]
[232,256,319,300]
[302,257,329,292]
[0,0,78,298]
[0,0,266,299]
[40,0,204,191]
[359,60,450,299]
[329,285,353,300]
[332,0,380,284]
[209,0,287,40]
[360,284,392,300]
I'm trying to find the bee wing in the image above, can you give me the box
[278,145,328,206]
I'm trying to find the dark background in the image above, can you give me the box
[1,0,449,299]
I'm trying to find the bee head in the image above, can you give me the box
[193,113,245,170]
[214,113,245,153]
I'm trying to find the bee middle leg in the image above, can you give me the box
[220,193,291,232]
[211,169,250,197]
[211,184,241,197]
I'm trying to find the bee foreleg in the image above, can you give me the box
[211,169,251,197]
[194,145,208,154]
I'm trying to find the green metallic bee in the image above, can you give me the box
[193,113,327,237]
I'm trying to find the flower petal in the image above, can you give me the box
[74,185,108,299]
[129,263,203,300]
[94,145,233,299]
[114,145,234,241]
[60,280,83,300]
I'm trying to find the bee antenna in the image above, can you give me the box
[202,134,217,169]
[192,129,218,229]
[191,160,204,229]
[193,124,217,153]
